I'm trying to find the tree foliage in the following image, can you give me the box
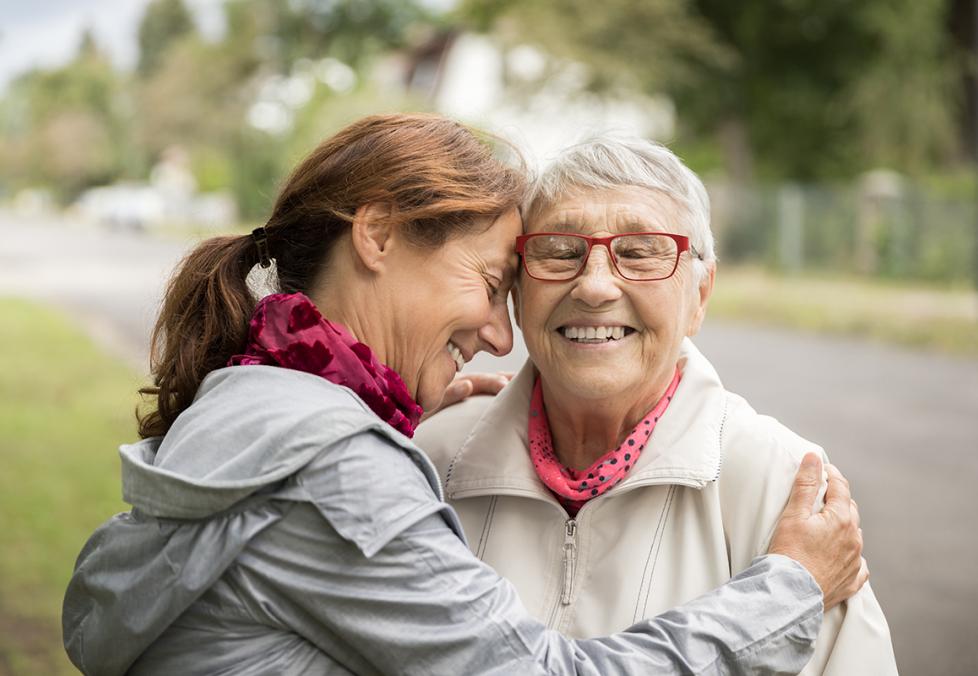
[460,0,961,180]
[0,34,129,200]
[0,0,964,211]
[137,0,196,77]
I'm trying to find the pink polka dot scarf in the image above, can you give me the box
[228,292,423,437]
[528,368,681,515]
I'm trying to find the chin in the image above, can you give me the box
[416,373,453,412]
[551,367,634,401]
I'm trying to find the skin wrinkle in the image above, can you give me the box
[515,186,715,470]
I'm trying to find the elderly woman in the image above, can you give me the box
[416,136,897,674]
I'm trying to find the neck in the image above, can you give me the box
[542,372,674,470]
[311,268,395,371]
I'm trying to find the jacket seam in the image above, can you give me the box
[476,496,497,559]
[633,484,677,623]
[714,397,730,483]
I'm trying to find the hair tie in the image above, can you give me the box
[252,227,272,268]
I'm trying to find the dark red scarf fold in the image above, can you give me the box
[228,293,423,437]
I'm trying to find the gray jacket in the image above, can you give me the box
[63,365,823,675]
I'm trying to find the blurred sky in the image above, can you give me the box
[0,0,226,92]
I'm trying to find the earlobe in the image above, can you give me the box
[350,203,395,272]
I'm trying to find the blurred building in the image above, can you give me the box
[379,31,675,166]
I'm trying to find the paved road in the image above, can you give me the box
[3,214,977,675]
[0,213,187,372]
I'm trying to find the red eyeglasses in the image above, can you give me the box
[515,232,701,281]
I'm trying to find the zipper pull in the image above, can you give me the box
[561,519,577,605]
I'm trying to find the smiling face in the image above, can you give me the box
[385,207,523,411]
[514,186,714,407]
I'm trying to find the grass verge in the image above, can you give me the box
[0,297,137,675]
[709,267,978,355]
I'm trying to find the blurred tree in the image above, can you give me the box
[212,0,439,218]
[461,0,960,181]
[0,30,129,201]
[137,0,196,77]
[241,0,434,71]
[134,36,258,160]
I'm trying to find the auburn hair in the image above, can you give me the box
[137,113,527,438]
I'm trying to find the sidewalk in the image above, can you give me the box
[709,266,978,355]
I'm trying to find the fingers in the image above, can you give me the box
[823,463,852,515]
[458,373,510,396]
[441,379,474,407]
[782,452,823,518]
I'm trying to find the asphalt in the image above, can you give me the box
[3,213,976,675]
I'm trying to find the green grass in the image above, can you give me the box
[0,298,138,675]
[709,266,978,355]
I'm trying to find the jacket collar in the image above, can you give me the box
[444,338,727,501]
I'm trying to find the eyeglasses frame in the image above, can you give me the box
[514,231,703,282]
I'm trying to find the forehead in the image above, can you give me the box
[449,208,522,270]
[527,185,687,235]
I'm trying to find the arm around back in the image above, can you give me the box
[230,428,827,675]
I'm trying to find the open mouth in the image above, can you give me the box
[558,325,637,344]
[447,341,465,372]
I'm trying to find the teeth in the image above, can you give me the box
[561,326,630,343]
[447,341,464,372]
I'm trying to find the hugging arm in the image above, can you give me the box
[226,437,868,675]
[237,505,823,676]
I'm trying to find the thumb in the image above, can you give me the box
[782,452,823,518]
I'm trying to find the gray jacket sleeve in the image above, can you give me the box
[228,434,824,675]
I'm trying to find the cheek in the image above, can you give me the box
[520,285,559,329]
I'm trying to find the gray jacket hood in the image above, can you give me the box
[121,365,433,519]
[63,365,440,676]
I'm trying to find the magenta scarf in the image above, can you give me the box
[228,293,423,437]
[528,368,681,515]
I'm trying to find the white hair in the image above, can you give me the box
[525,134,716,280]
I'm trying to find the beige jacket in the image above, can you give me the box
[415,339,897,675]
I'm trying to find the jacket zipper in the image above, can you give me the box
[560,519,578,605]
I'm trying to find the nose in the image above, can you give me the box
[570,244,623,306]
[477,299,515,357]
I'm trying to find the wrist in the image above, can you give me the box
[754,553,825,610]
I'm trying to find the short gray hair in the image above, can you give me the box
[526,135,716,277]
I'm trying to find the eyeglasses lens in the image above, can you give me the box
[523,235,588,280]
[611,234,679,279]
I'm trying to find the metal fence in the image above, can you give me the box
[707,174,977,284]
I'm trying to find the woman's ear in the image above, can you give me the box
[687,262,716,336]
[350,203,395,272]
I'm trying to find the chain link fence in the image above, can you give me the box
[707,173,977,284]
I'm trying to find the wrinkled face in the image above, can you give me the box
[388,208,522,411]
[515,186,712,404]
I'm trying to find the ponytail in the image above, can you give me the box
[137,235,259,438]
